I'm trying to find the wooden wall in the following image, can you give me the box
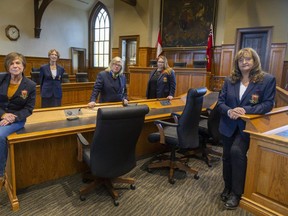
[1,42,287,94]
[0,55,72,77]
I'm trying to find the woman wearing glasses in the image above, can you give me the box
[146,55,176,100]
[217,47,276,210]
[88,56,128,107]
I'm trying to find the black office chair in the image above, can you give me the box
[30,71,40,85]
[147,87,207,184]
[193,60,207,68]
[76,105,149,206]
[149,59,157,67]
[76,72,89,82]
[62,73,70,83]
[194,103,223,167]
[173,62,187,68]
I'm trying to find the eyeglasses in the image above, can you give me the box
[157,61,164,64]
[113,63,122,67]
[238,57,253,63]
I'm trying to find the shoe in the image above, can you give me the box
[224,193,240,210]
[220,188,230,202]
[0,177,5,191]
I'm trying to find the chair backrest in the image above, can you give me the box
[177,87,207,148]
[90,105,149,178]
[193,60,207,68]
[173,62,187,68]
[149,59,157,67]
[76,72,89,82]
[207,102,222,145]
[62,73,70,83]
[30,71,40,85]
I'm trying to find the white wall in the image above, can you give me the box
[0,0,89,59]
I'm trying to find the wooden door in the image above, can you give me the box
[236,27,272,71]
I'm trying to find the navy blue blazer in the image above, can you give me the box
[40,64,65,99]
[90,71,127,103]
[146,69,176,98]
[217,73,276,138]
[0,73,36,122]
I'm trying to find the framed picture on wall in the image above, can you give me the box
[161,0,218,48]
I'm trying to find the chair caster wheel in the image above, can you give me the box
[130,184,136,190]
[147,167,152,173]
[169,178,175,184]
[82,178,89,183]
[80,195,86,201]
[194,174,200,180]
[114,200,119,206]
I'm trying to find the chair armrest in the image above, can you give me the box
[154,120,178,144]
[76,133,90,162]
[77,133,90,146]
[171,112,181,123]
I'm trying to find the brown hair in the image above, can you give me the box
[231,47,264,83]
[4,52,26,72]
[48,49,60,59]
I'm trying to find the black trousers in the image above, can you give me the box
[222,129,250,196]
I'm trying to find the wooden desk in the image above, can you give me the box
[239,106,288,216]
[5,91,218,211]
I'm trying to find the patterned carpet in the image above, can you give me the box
[0,151,253,216]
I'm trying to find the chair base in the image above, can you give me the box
[79,172,135,206]
[180,144,222,167]
[147,155,199,184]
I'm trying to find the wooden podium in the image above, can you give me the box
[240,106,288,216]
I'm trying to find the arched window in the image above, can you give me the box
[89,2,110,68]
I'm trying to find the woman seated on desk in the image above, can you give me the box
[0,52,36,190]
[146,55,176,100]
[88,56,128,108]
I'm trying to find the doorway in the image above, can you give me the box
[71,47,86,74]
[119,35,139,73]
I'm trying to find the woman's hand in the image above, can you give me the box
[2,113,17,123]
[87,101,96,108]
[228,107,246,120]
[167,96,173,100]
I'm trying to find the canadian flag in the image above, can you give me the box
[206,24,213,72]
[156,30,163,58]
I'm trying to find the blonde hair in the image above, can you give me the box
[48,49,60,59]
[157,55,173,75]
[105,56,124,74]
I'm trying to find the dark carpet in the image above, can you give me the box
[0,150,253,216]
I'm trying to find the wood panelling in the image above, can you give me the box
[128,67,210,99]
[283,61,288,89]
[275,86,288,107]
[219,45,235,76]
[34,82,94,108]
[269,43,287,87]
[0,55,72,77]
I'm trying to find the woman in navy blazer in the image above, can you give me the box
[40,49,65,108]
[146,55,176,100]
[88,56,128,107]
[0,52,36,190]
[217,48,276,210]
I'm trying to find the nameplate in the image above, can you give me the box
[160,100,171,106]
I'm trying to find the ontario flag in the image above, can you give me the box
[156,29,163,58]
[206,24,214,72]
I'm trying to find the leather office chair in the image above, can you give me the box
[173,62,187,68]
[147,87,207,184]
[30,71,40,85]
[195,102,223,167]
[76,72,89,82]
[62,73,70,83]
[149,59,157,67]
[76,105,149,206]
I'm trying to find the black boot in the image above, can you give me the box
[224,193,240,210]
[220,188,230,202]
